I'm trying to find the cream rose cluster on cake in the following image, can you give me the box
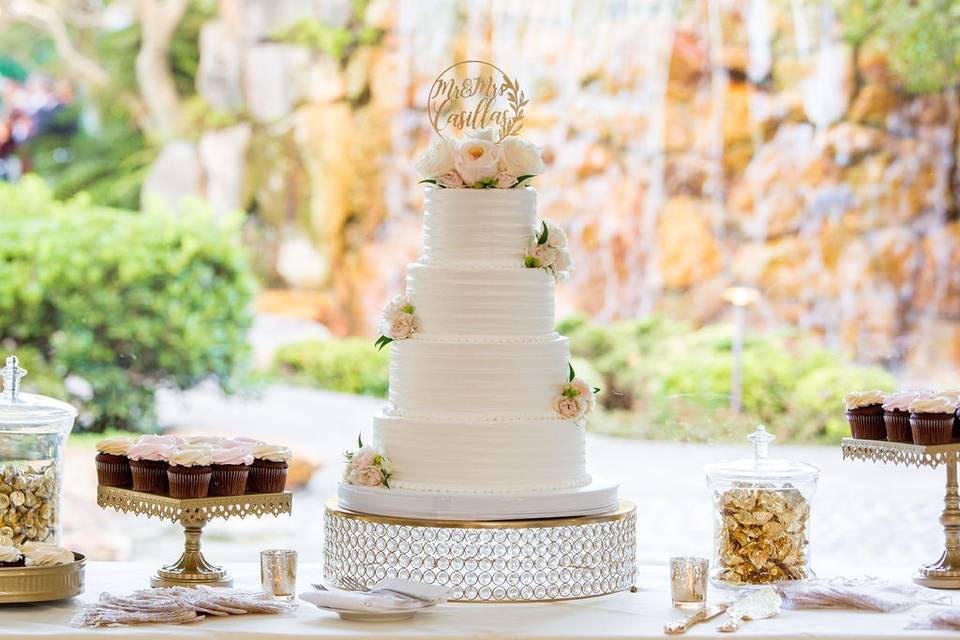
[339,130,615,519]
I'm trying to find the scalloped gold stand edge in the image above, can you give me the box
[842,438,960,589]
[97,486,292,588]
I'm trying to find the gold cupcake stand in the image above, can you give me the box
[324,499,637,602]
[842,438,960,589]
[97,486,292,588]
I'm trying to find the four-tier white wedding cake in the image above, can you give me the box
[338,132,618,520]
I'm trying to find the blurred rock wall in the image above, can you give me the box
[152,0,959,375]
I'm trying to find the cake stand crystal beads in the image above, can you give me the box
[97,486,292,587]
[842,438,960,589]
[324,500,637,602]
[0,355,77,547]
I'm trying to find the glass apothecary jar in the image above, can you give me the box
[705,425,819,587]
[0,355,77,545]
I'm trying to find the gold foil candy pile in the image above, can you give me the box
[0,463,58,546]
[715,485,810,584]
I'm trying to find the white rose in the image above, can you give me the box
[437,171,465,188]
[498,136,545,177]
[554,395,586,420]
[528,244,557,269]
[455,139,499,186]
[415,139,457,178]
[495,172,517,189]
[552,248,572,275]
[381,294,408,321]
[468,127,497,141]
[545,221,568,248]
[358,466,385,487]
[388,313,416,339]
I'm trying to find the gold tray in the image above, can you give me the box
[0,552,85,603]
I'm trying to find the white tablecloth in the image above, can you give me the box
[3,562,958,638]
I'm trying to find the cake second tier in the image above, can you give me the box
[388,335,569,418]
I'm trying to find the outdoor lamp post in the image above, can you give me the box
[722,286,760,414]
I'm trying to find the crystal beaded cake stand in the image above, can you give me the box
[97,486,292,588]
[842,438,960,589]
[324,499,637,602]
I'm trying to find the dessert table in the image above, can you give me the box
[3,562,958,638]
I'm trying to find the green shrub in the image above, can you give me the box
[274,338,389,397]
[561,315,896,443]
[0,177,256,432]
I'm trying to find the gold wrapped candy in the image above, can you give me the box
[0,463,58,546]
[714,483,810,584]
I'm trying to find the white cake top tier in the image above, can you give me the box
[421,187,536,268]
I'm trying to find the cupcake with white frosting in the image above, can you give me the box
[910,395,957,445]
[95,436,134,488]
[882,390,932,443]
[247,444,292,494]
[209,446,254,496]
[167,446,214,498]
[0,544,24,568]
[937,390,960,440]
[845,390,886,441]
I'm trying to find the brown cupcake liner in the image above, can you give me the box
[247,460,288,494]
[95,453,132,488]
[168,466,212,499]
[846,411,886,441]
[884,410,913,443]
[130,459,170,494]
[210,464,249,496]
[952,410,960,441]
[911,414,954,446]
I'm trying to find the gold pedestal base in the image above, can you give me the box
[97,486,292,588]
[324,499,637,602]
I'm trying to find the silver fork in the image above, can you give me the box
[312,580,433,604]
[339,575,436,604]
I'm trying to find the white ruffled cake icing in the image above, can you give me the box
[374,188,595,494]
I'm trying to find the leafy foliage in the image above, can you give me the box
[0,177,256,432]
[560,315,896,443]
[274,338,390,398]
[837,0,960,94]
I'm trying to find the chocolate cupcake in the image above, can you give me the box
[209,446,254,496]
[910,395,957,446]
[127,440,175,494]
[882,391,931,443]
[939,390,960,440]
[167,446,213,499]
[95,437,134,488]
[844,390,886,440]
[247,444,292,493]
[0,545,24,568]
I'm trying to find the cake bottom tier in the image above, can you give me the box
[373,413,591,493]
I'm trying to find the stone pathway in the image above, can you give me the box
[62,382,946,585]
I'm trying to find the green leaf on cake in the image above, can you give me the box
[419,179,437,185]
[537,221,549,245]
[593,387,601,395]
[374,335,394,351]
[358,434,363,449]
[568,363,575,382]
[516,175,535,185]
[524,255,539,268]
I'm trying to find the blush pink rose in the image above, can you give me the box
[528,244,557,269]
[352,446,377,469]
[437,171,465,188]
[389,313,416,339]
[554,395,586,420]
[455,139,499,186]
[495,172,517,189]
[358,466,385,487]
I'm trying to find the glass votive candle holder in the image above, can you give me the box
[260,549,297,599]
[670,556,708,609]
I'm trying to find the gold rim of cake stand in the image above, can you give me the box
[325,499,636,528]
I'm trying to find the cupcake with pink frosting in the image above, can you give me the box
[209,446,254,496]
[127,440,175,494]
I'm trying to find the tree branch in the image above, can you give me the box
[134,0,187,139]
[0,0,110,87]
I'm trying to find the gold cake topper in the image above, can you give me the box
[427,60,528,142]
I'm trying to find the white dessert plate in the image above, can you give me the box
[309,600,435,622]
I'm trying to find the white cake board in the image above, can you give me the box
[337,477,620,521]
